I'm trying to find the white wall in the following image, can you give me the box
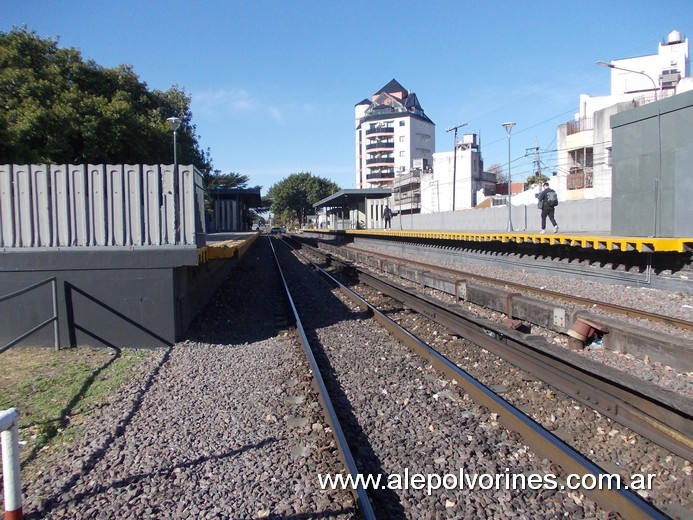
[389,198,612,233]
[421,147,480,213]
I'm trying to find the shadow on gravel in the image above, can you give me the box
[38,437,278,509]
[184,236,290,345]
[27,346,174,519]
[20,346,122,467]
[184,236,364,346]
[273,243,407,518]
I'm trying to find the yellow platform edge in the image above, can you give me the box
[301,229,693,253]
[197,232,261,264]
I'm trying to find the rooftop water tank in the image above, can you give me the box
[667,30,682,44]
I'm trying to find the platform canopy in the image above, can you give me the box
[313,188,392,209]
[209,187,263,207]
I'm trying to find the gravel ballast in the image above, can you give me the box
[14,236,692,518]
[20,237,356,519]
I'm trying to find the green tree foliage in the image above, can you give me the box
[266,172,340,224]
[204,170,250,190]
[525,172,549,188]
[202,170,252,216]
[0,27,210,172]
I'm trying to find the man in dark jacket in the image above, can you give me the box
[383,205,392,229]
[536,182,559,233]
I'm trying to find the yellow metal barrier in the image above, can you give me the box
[302,229,692,253]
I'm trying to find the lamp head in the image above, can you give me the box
[501,121,515,135]
[596,61,614,69]
[166,116,182,132]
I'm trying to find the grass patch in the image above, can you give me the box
[0,346,153,465]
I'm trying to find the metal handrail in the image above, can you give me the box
[0,277,60,353]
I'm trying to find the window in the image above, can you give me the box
[399,136,405,142]
[400,151,406,157]
[399,121,405,126]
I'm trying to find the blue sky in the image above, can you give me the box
[3,1,691,193]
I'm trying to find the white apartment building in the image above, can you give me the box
[556,29,689,200]
[420,134,493,213]
[355,79,435,189]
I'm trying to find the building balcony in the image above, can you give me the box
[366,142,395,150]
[366,157,395,166]
[394,181,420,193]
[366,126,394,136]
[562,117,594,136]
[567,167,594,189]
[394,192,421,204]
[366,171,395,181]
[394,170,421,186]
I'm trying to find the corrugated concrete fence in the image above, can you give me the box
[0,164,206,248]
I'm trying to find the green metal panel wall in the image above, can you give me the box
[611,90,693,237]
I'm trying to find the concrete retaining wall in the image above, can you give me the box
[390,197,612,233]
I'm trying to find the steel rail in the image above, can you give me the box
[268,237,376,520]
[346,245,693,331]
[291,241,691,458]
[286,243,669,519]
[344,258,692,461]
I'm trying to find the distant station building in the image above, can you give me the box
[207,187,262,232]
[313,188,391,230]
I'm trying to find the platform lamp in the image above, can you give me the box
[166,116,182,244]
[596,61,658,100]
[501,121,516,232]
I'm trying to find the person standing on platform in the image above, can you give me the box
[383,205,393,229]
[536,182,559,234]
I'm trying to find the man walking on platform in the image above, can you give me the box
[536,182,559,233]
[383,205,392,229]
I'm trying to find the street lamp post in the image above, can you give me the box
[446,122,467,211]
[501,121,515,232]
[166,116,182,244]
[596,61,659,100]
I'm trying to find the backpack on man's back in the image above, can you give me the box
[545,190,558,207]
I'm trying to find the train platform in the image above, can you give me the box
[303,229,693,254]
[1,231,266,350]
[198,231,262,263]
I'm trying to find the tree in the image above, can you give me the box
[525,172,549,189]
[487,163,506,184]
[266,172,340,225]
[204,170,250,190]
[202,170,253,216]
[0,27,211,173]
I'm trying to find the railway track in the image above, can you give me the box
[270,235,674,519]
[344,244,693,332]
[292,239,692,461]
[335,237,693,296]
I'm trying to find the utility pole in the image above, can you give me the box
[525,137,543,183]
[446,122,467,211]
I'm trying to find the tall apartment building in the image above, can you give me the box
[355,79,435,188]
[556,29,689,200]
